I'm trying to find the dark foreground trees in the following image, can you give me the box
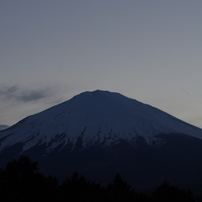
[58,171,106,202]
[0,156,58,201]
[0,156,201,201]
[151,181,195,202]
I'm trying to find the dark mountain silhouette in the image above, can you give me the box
[0,90,202,191]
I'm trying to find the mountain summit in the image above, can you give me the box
[0,90,202,191]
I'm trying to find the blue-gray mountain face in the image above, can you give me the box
[0,90,202,191]
[0,125,9,131]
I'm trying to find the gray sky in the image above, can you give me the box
[1,1,202,128]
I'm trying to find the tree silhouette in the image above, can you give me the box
[0,156,58,201]
[58,172,105,201]
[107,173,136,201]
[151,181,195,202]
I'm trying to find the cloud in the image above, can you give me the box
[0,85,54,102]
[0,85,18,98]
[18,89,51,102]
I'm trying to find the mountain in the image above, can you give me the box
[0,125,9,131]
[0,90,202,192]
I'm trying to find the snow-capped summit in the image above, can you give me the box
[0,90,202,153]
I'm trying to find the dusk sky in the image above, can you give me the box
[1,1,202,128]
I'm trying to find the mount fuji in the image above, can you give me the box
[0,90,202,191]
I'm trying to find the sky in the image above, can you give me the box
[0,0,202,129]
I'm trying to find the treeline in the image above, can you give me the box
[0,156,201,202]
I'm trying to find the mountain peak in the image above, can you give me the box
[72,89,123,101]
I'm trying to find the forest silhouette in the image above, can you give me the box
[0,156,201,202]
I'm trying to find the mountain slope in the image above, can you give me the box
[0,90,202,191]
[0,125,9,131]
